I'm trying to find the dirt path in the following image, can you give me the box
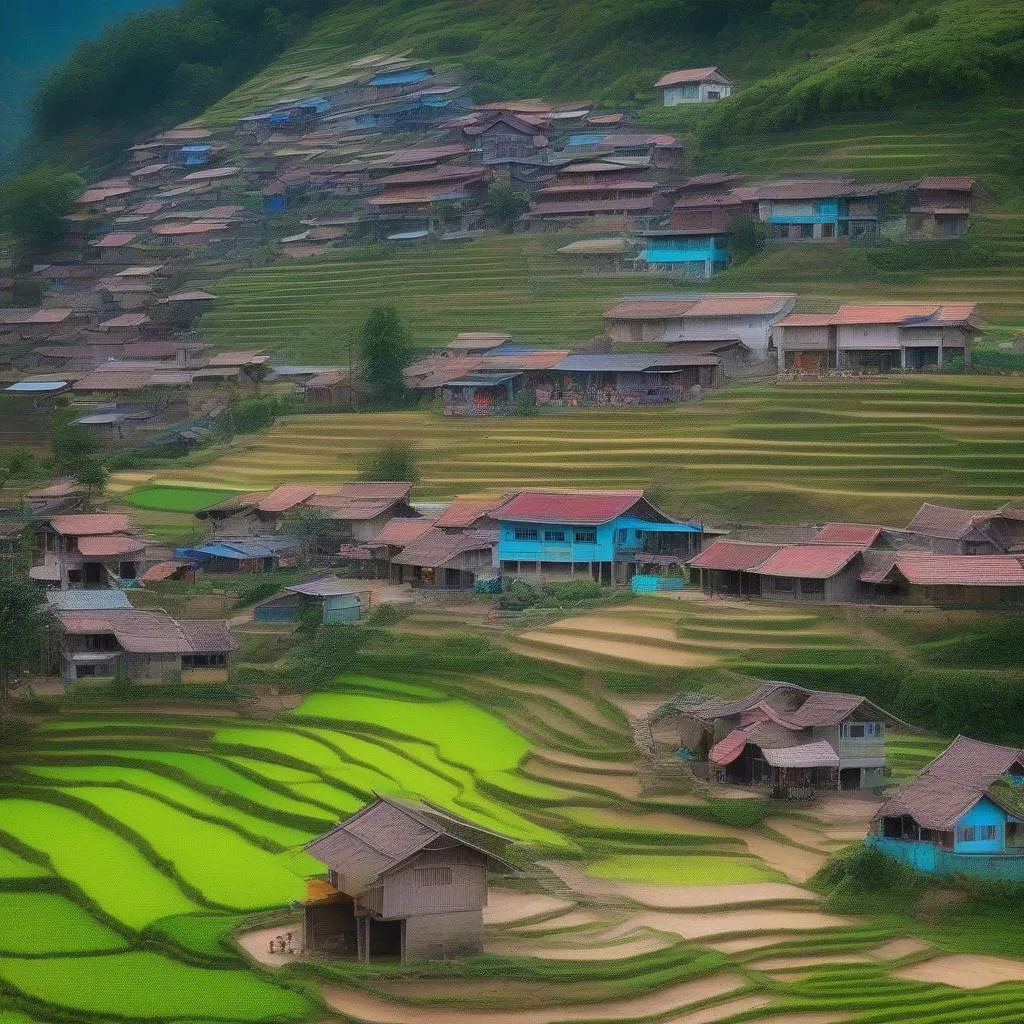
[869,938,930,960]
[541,616,683,642]
[483,891,574,925]
[539,861,818,910]
[708,936,789,954]
[490,934,672,961]
[529,748,637,774]
[894,954,1024,989]
[750,953,873,970]
[234,925,298,966]
[321,974,747,1024]
[520,631,717,668]
[601,909,851,942]
[664,995,776,1024]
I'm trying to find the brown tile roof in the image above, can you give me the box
[479,350,569,371]
[0,308,73,325]
[151,221,230,236]
[142,560,190,581]
[559,161,633,174]
[655,67,730,87]
[99,314,150,330]
[874,735,1024,831]
[775,313,835,328]
[752,544,862,579]
[50,514,131,536]
[754,180,898,201]
[177,618,238,653]
[917,176,976,191]
[811,523,882,546]
[182,166,240,181]
[404,356,483,388]
[304,369,350,389]
[858,550,900,584]
[604,299,695,320]
[77,535,146,557]
[832,303,980,326]
[257,484,319,513]
[379,166,487,187]
[528,196,654,216]
[366,184,473,206]
[370,517,434,546]
[687,540,782,571]
[336,482,413,501]
[449,333,512,350]
[165,290,217,302]
[388,144,470,165]
[906,502,992,539]
[205,350,267,366]
[684,295,795,317]
[92,232,138,248]
[391,528,496,568]
[433,499,500,529]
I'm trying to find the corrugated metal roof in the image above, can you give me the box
[655,67,730,87]
[46,590,133,611]
[763,741,840,769]
[492,489,652,526]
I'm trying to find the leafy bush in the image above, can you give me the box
[366,602,415,626]
[705,797,769,827]
[548,579,603,604]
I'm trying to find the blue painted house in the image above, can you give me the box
[642,230,731,278]
[868,735,1024,881]
[492,489,701,586]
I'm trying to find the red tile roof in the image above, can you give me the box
[479,350,569,371]
[77,535,146,557]
[366,184,472,206]
[710,728,748,766]
[811,523,882,547]
[655,67,730,87]
[491,489,648,526]
[894,554,1024,586]
[50,514,131,536]
[687,540,782,571]
[906,502,991,539]
[534,181,656,196]
[370,517,434,546]
[754,180,898,201]
[775,313,835,328]
[92,232,138,247]
[753,545,863,579]
[389,144,471,165]
[604,299,697,320]
[336,482,413,501]
[379,166,487,187]
[684,295,795,317]
[182,166,240,181]
[142,560,190,581]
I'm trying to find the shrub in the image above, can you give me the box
[547,579,603,604]
[366,602,414,627]
[705,797,769,827]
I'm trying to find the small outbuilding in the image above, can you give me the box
[655,67,732,105]
[303,797,516,962]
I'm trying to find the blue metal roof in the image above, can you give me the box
[185,536,300,560]
[5,381,68,392]
[368,69,433,86]
[179,145,212,153]
[46,590,133,611]
[567,133,609,147]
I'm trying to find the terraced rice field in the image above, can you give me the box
[110,375,1024,524]
[4,638,1023,1023]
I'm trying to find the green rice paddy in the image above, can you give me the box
[0,893,127,954]
[586,854,784,886]
[119,485,243,513]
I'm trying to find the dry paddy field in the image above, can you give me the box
[110,375,1024,526]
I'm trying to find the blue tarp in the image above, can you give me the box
[177,536,299,561]
[567,133,609,147]
[5,381,68,392]
[368,69,433,87]
[180,145,211,154]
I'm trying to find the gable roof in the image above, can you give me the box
[46,590,133,611]
[306,796,514,894]
[391,528,496,568]
[655,67,731,88]
[811,523,883,547]
[256,484,318,514]
[491,489,673,526]
[687,540,782,571]
[433,499,500,529]
[753,544,862,579]
[906,502,993,540]
[370,517,436,546]
[49,514,131,537]
[892,554,1024,587]
[874,735,1024,831]
[77,535,146,557]
[58,609,237,655]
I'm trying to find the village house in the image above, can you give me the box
[602,293,796,359]
[303,797,516,962]
[305,483,421,543]
[55,606,237,684]
[859,552,1024,607]
[31,513,144,590]
[560,133,685,174]
[753,179,903,242]
[908,176,977,239]
[253,576,378,624]
[904,502,1024,554]
[492,489,701,586]
[461,111,554,189]
[655,67,733,105]
[645,681,904,795]
[338,516,438,578]
[176,536,302,574]
[868,735,1024,881]
[389,528,498,590]
[775,302,980,373]
[527,160,661,227]
[196,485,318,536]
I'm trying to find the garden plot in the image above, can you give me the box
[0,892,127,954]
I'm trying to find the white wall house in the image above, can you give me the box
[655,67,733,105]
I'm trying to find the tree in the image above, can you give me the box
[0,447,35,494]
[245,361,270,396]
[355,442,419,483]
[50,420,98,474]
[483,185,530,232]
[358,306,413,406]
[729,216,768,265]
[0,165,84,255]
[76,459,108,508]
[0,568,50,705]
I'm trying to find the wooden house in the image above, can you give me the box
[304,797,516,962]
[655,68,732,105]
[868,735,1024,881]
[775,303,980,373]
[753,180,902,242]
[859,552,1024,607]
[493,489,701,586]
[904,502,1024,554]
[603,293,795,359]
[31,513,144,590]
[389,528,497,590]
[908,177,976,239]
[527,160,659,227]
[646,681,904,794]
[306,482,420,543]
[55,607,236,684]
[303,369,352,406]
[196,485,318,537]
[548,353,723,401]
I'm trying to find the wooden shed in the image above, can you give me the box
[304,797,516,962]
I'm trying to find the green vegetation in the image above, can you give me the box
[120,485,243,513]
[0,166,83,255]
[0,892,127,954]
[358,305,414,406]
[587,853,783,885]
[355,441,419,484]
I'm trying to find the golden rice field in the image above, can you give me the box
[110,375,1024,525]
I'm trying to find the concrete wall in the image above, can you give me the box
[868,836,1024,881]
[404,910,484,961]
[662,82,731,105]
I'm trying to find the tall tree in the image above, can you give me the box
[355,442,419,483]
[50,420,98,474]
[483,185,530,233]
[0,567,50,705]
[75,459,108,509]
[358,306,413,406]
[0,165,83,255]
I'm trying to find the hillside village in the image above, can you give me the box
[4,4,1024,1023]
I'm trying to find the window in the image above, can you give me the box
[414,866,452,886]
[958,826,976,843]
[842,722,882,740]
[512,527,538,541]
[544,530,565,542]
[979,825,999,841]
[800,578,825,598]
[574,529,596,544]
[617,529,628,544]
[774,577,796,593]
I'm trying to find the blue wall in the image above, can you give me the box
[645,235,729,265]
[868,835,1024,882]
[497,515,699,564]
[954,796,1007,854]
[767,198,848,225]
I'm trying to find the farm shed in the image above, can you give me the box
[869,735,1024,880]
[646,681,905,795]
[859,553,1024,607]
[178,536,300,574]
[304,796,516,962]
[390,528,497,590]
[253,576,375,624]
[908,176,976,239]
[196,485,318,537]
[904,502,1024,554]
